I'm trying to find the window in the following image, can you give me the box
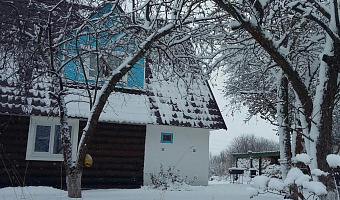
[161,132,173,143]
[26,116,79,161]
[86,54,128,84]
[63,49,145,89]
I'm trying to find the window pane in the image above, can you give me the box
[163,134,172,141]
[161,132,173,143]
[107,57,122,69]
[89,56,98,77]
[34,125,51,152]
[53,125,72,154]
[89,55,106,78]
[107,57,126,84]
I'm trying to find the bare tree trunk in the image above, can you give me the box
[278,75,297,200]
[59,93,83,198]
[66,168,82,198]
[282,76,291,170]
[47,9,84,198]
[317,53,339,200]
[278,75,292,180]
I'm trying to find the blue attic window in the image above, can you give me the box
[64,56,144,89]
[161,133,173,143]
[62,2,145,89]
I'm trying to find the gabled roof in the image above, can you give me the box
[145,72,226,129]
[0,75,57,116]
[0,1,226,130]
[0,69,226,129]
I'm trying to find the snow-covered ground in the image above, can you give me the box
[0,181,284,200]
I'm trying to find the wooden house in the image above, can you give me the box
[0,1,226,189]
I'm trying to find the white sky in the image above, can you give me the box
[209,73,278,156]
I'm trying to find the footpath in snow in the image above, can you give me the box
[0,181,284,200]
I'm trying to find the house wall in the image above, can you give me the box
[0,115,65,188]
[143,124,210,186]
[81,121,146,189]
[0,115,146,189]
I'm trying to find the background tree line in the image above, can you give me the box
[209,134,279,177]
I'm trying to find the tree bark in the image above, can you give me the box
[282,76,291,169]
[317,53,339,200]
[278,75,298,200]
[278,75,292,180]
[47,8,83,198]
[66,168,83,198]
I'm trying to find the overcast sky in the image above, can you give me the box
[209,73,278,156]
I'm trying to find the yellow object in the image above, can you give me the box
[84,154,93,167]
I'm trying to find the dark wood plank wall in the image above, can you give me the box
[0,115,146,189]
[81,121,146,189]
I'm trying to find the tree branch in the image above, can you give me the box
[292,4,340,44]
[213,0,314,126]
[306,0,331,20]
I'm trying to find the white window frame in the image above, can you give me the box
[26,116,79,161]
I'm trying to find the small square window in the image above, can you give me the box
[161,133,173,143]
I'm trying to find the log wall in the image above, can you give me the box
[0,115,146,189]
[81,121,146,189]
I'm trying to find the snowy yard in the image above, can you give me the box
[0,181,285,200]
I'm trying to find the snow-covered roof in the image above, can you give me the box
[0,1,226,130]
[65,88,153,124]
[145,71,226,129]
[0,69,226,129]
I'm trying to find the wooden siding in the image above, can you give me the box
[0,115,146,189]
[81,121,146,189]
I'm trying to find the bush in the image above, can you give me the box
[147,165,196,191]
[262,164,282,179]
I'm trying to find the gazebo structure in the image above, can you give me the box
[232,151,280,175]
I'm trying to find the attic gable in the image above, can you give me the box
[0,1,226,130]
[59,2,145,89]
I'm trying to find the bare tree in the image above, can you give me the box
[209,0,340,198]
[0,0,221,197]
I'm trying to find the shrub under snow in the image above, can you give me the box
[249,166,330,199]
[311,169,328,177]
[250,155,336,199]
[146,165,194,191]
[302,181,327,196]
[326,154,340,168]
[295,174,310,186]
[295,153,312,164]
[268,178,285,191]
[262,164,282,178]
[284,167,304,185]
[252,176,270,190]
